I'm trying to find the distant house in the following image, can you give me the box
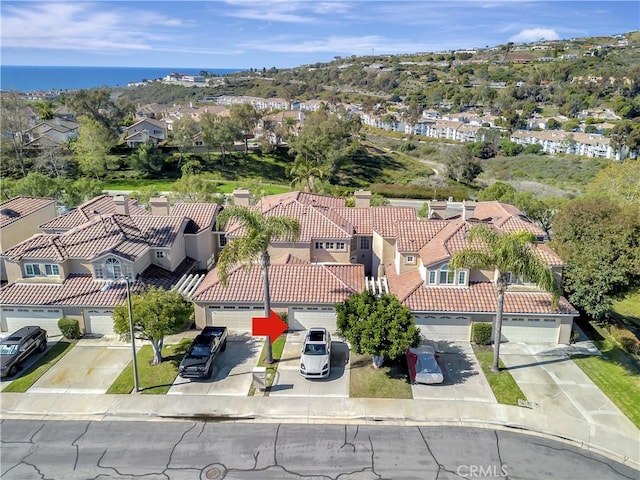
[22,118,79,149]
[123,118,167,147]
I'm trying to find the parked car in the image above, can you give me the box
[179,326,228,378]
[0,326,48,378]
[406,346,444,384]
[300,327,331,378]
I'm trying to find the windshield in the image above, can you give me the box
[190,345,210,357]
[0,344,18,355]
[303,344,326,355]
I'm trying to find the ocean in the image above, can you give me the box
[0,65,244,92]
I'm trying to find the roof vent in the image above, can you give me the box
[0,208,20,218]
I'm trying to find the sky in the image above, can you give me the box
[1,1,638,69]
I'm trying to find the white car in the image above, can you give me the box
[299,327,331,378]
[406,346,444,384]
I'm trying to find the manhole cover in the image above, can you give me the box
[201,463,226,480]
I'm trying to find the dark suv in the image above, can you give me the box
[1,326,48,378]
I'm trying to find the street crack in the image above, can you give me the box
[71,421,91,471]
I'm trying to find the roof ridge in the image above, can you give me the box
[313,205,353,235]
[321,264,357,294]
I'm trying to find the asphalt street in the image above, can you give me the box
[1,420,637,480]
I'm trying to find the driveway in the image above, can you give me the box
[168,334,261,396]
[0,337,62,392]
[269,331,350,398]
[27,341,132,394]
[411,342,496,403]
[499,342,639,440]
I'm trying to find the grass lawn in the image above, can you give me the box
[3,341,76,393]
[349,354,413,399]
[572,327,640,428]
[107,338,191,394]
[250,334,286,396]
[612,287,640,330]
[473,346,527,406]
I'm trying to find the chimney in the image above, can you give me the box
[150,196,170,216]
[428,200,447,219]
[113,195,129,215]
[354,190,372,208]
[233,188,251,207]
[462,200,476,221]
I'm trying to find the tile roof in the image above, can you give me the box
[0,197,55,229]
[129,215,187,247]
[0,257,196,308]
[333,207,417,236]
[39,195,149,231]
[386,270,576,315]
[473,201,546,236]
[171,202,220,234]
[396,220,449,252]
[258,192,345,210]
[418,220,468,266]
[192,262,364,304]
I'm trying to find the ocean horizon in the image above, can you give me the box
[0,65,245,92]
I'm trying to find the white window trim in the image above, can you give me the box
[45,264,59,276]
[406,255,416,264]
[25,263,41,276]
[218,235,228,248]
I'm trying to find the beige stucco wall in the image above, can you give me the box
[0,203,57,252]
[267,243,310,263]
[372,233,395,277]
[558,316,574,344]
[185,231,215,270]
[194,304,207,329]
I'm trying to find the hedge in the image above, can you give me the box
[472,322,493,345]
[58,317,82,339]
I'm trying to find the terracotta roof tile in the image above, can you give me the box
[171,203,220,234]
[333,207,417,236]
[418,221,467,266]
[0,197,56,229]
[398,281,577,315]
[473,201,546,236]
[130,215,187,247]
[39,195,149,231]
[258,192,345,210]
[396,220,449,252]
[192,263,364,304]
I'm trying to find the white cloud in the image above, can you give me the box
[509,28,560,43]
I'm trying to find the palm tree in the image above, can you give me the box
[289,159,328,193]
[216,205,300,363]
[450,225,561,372]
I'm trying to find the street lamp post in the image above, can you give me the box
[125,277,140,393]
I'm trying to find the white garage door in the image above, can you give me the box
[208,306,262,332]
[1,308,63,337]
[84,310,115,336]
[502,317,558,343]
[414,315,471,342]
[288,307,337,331]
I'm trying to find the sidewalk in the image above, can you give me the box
[1,391,638,470]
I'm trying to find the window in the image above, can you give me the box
[156,251,165,259]
[336,242,346,250]
[360,237,370,250]
[406,255,415,264]
[439,263,455,284]
[325,242,335,250]
[218,235,227,247]
[25,264,41,276]
[45,264,59,276]
[315,242,324,250]
[105,258,122,279]
[428,270,436,284]
[457,270,467,285]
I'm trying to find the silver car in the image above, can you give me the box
[299,327,331,378]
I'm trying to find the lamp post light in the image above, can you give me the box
[124,277,140,393]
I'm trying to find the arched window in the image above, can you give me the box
[105,258,122,279]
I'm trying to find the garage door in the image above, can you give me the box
[1,308,63,337]
[414,315,471,342]
[502,317,558,343]
[288,307,337,331]
[208,306,262,332]
[84,310,115,336]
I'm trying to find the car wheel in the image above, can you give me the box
[38,340,47,352]
[8,364,18,377]
[221,339,227,352]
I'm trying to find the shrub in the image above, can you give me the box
[58,317,82,339]
[570,327,580,344]
[472,322,493,345]
[609,325,640,354]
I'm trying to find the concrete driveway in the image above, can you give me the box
[269,331,350,398]
[27,341,132,394]
[499,342,639,440]
[0,338,62,392]
[411,342,496,403]
[168,334,261,396]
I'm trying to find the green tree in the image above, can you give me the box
[585,159,640,205]
[500,139,524,157]
[171,116,197,167]
[35,100,56,120]
[13,172,63,199]
[62,178,104,206]
[229,103,260,154]
[201,114,238,163]
[551,197,640,319]
[66,88,118,130]
[216,205,300,363]
[130,140,165,177]
[172,173,222,203]
[0,91,29,176]
[450,225,560,372]
[74,115,113,179]
[336,291,421,368]
[445,147,482,183]
[477,182,517,202]
[113,286,193,365]
[288,158,328,193]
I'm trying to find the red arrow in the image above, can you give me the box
[252,309,287,343]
